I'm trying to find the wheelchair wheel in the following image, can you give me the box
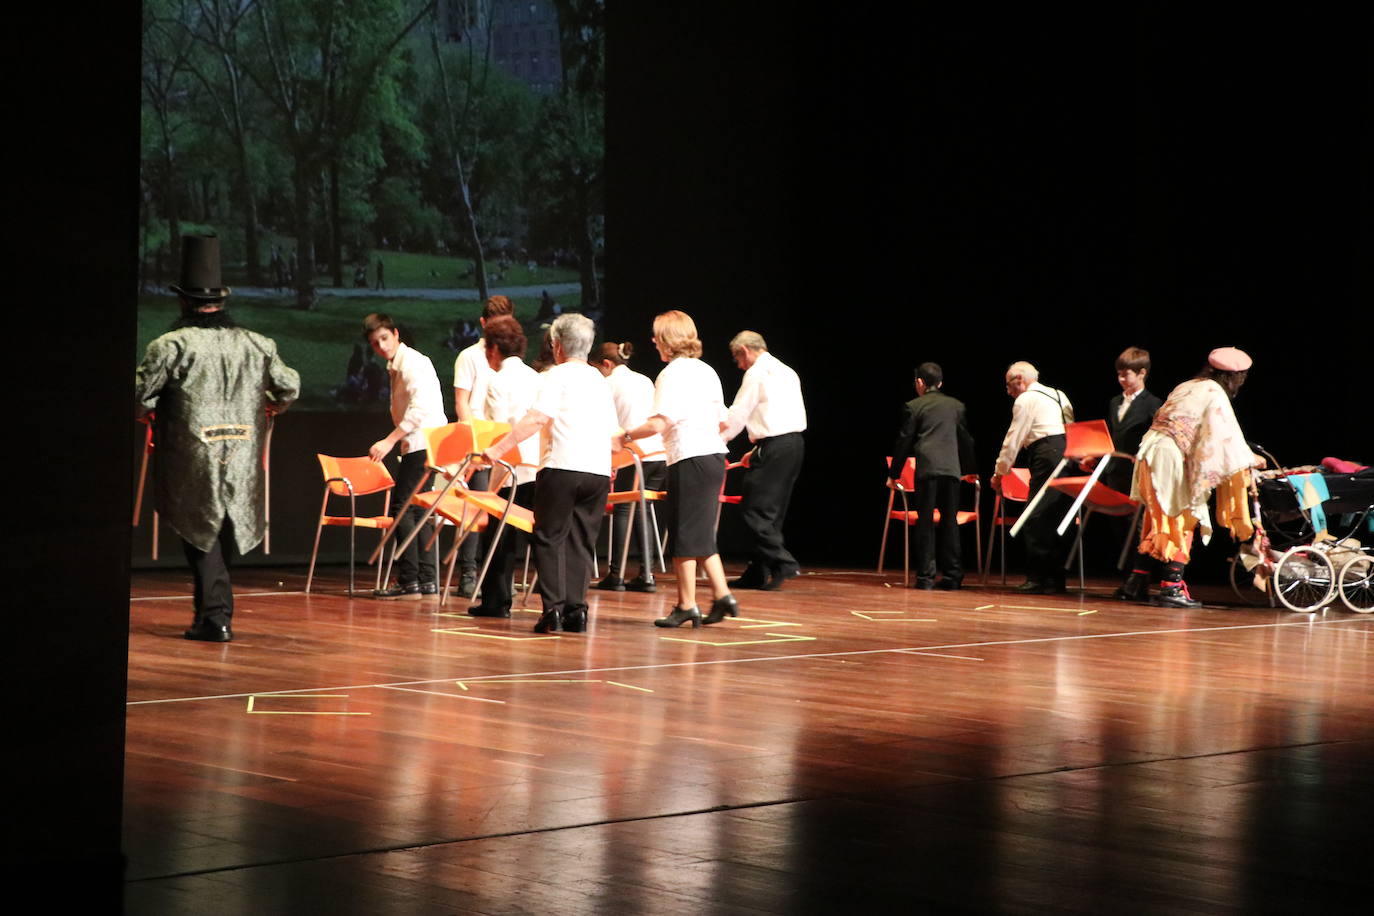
[1228,555,1274,606]
[1272,546,1336,612]
[1338,555,1374,613]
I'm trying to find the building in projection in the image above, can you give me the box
[439,0,563,95]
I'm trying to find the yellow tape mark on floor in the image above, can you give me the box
[246,694,369,716]
[974,604,995,610]
[851,611,937,622]
[660,632,817,647]
[431,627,561,640]
[606,681,653,693]
[999,604,1100,614]
[475,678,602,684]
[736,616,801,629]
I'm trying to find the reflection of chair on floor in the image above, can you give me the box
[306,455,396,595]
[605,443,667,576]
[1044,420,1141,589]
[982,467,1032,585]
[877,457,982,587]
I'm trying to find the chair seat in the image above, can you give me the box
[888,509,978,525]
[1047,476,1137,512]
[322,515,393,529]
[456,490,536,534]
[607,489,666,506]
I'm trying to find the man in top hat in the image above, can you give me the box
[136,235,300,641]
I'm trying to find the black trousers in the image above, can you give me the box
[532,469,610,614]
[606,460,666,576]
[914,475,962,582]
[740,432,804,571]
[393,449,436,586]
[475,480,535,612]
[1022,434,1072,582]
[181,517,238,628]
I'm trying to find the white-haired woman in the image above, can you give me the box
[482,313,618,633]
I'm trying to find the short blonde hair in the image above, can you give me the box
[653,310,703,359]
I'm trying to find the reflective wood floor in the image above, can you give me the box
[124,565,1374,914]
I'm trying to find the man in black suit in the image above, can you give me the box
[1091,347,1163,600]
[888,362,977,589]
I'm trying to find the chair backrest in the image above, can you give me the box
[317,454,395,497]
[423,420,515,470]
[1002,467,1032,501]
[1063,420,1114,461]
[885,456,917,491]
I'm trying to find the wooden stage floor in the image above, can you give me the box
[124,565,1374,913]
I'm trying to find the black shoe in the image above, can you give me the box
[1113,571,1149,602]
[761,566,790,591]
[593,573,625,591]
[654,605,702,628]
[914,578,936,591]
[533,608,563,633]
[1014,579,1045,594]
[728,564,767,589]
[624,574,657,593]
[562,606,588,633]
[417,581,439,596]
[935,577,962,591]
[1043,578,1068,595]
[1153,582,1202,609]
[184,621,232,642]
[702,594,739,625]
[467,604,511,618]
[457,570,477,598]
[374,582,420,599]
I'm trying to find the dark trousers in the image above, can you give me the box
[1023,434,1072,583]
[458,467,492,574]
[740,432,804,571]
[181,517,238,628]
[476,480,535,612]
[914,475,962,583]
[607,460,666,576]
[532,469,610,614]
[393,449,436,585]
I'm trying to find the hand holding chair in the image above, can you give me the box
[878,457,982,587]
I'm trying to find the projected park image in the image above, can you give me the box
[139,0,604,410]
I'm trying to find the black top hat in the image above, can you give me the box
[171,235,232,300]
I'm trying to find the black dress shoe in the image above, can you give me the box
[728,564,767,589]
[1015,579,1046,594]
[593,573,625,591]
[624,574,657,593]
[1113,571,1149,602]
[1153,583,1202,609]
[417,581,439,596]
[702,594,739,625]
[654,605,702,628]
[458,570,478,598]
[467,604,511,618]
[760,566,790,591]
[184,621,232,642]
[935,577,962,591]
[533,608,563,633]
[562,606,588,633]
[374,581,421,599]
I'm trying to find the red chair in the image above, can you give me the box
[981,467,1032,585]
[878,457,982,587]
[306,455,396,595]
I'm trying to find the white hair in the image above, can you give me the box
[1006,361,1038,381]
[551,313,595,360]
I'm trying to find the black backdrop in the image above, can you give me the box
[7,2,1372,901]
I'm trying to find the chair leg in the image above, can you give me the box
[1118,505,1143,570]
[878,490,895,572]
[981,495,1001,585]
[648,503,666,572]
[306,525,325,594]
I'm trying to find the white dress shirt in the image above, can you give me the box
[1117,389,1139,421]
[530,360,617,477]
[484,356,542,486]
[652,357,728,466]
[453,338,492,420]
[720,350,807,443]
[606,364,665,459]
[387,342,447,455]
[994,381,1074,476]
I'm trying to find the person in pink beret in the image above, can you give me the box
[1124,347,1267,607]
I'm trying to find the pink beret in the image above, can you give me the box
[1207,347,1252,371]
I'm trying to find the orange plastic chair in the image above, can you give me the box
[878,457,982,587]
[605,443,668,576]
[306,455,396,595]
[1044,420,1141,588]
[981,467,1032,585]
[714,449,753,532]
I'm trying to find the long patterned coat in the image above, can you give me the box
[135,326,300,554]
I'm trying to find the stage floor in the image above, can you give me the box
[124,565,1374,913]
